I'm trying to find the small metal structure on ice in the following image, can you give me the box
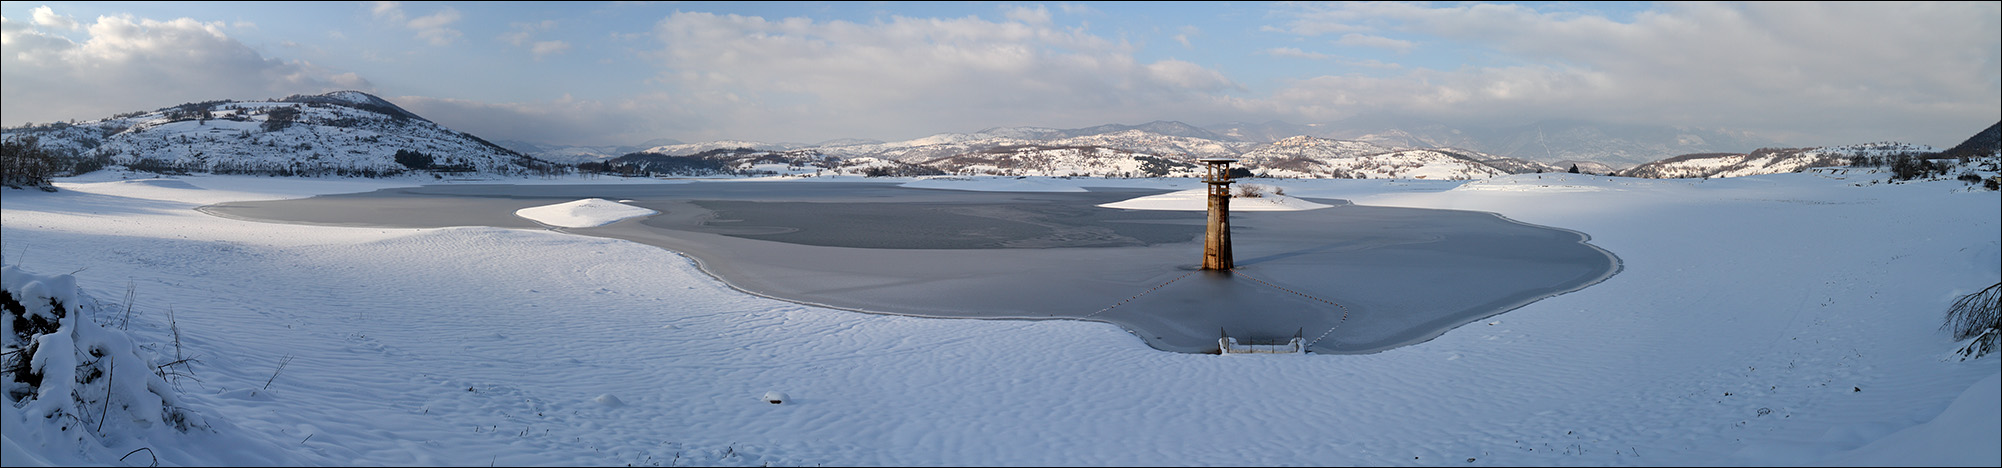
[1219,328,1306,354]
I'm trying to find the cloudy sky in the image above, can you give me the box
[2,1,1997,147]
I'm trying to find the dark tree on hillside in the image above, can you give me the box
[394,149,434,170]
[1888,154,1947,181]
[1,136,58,190]
[1568,164,1580,174]
[263,106,301,132]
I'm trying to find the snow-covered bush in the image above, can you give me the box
[2,264,203,457]
[1946,282,2001,360]
[1233,184,1284,198]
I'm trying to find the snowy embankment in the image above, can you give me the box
[514,198,658,228]
[1,169,1996,466]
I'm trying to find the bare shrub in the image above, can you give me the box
[1945,281,2001,360]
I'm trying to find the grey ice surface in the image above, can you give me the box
[201,181,1619,354]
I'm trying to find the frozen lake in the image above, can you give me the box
[201,181,1619,353]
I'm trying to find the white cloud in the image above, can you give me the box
[30,6,76,30]
[370,1,403,21]
[1002,5,1051,26]
[1,8,371,127]
[1333,33,1413,53]
[1174,25,1199,49]
[1263,47,1329,60]
[641,11,1245,141]
[529,40,571,60]
[373,1,462,46]
[1263,2,2002,145]
[500,20,568,59]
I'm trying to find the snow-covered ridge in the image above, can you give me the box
[1623,142,1940,179]
[2,91,556,177]
[1237,137,1506,180]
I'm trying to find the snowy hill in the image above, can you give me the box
[1623,142,1940,179]
[592,131,1513,180]
[1940,121,2002,160]
[638,140,793,156]
[919,144,1196,177]
[1203,120,1326,143]
[1045,129,1254,159]
[1284,117,1781,167]
[1,91,558,177]
[600,122,1255,178]
[1554,160,1621,175]
[534,118,1809,181]
[493,138,683,165]
[1478,157,1566,174]
[1236,136,1508,179]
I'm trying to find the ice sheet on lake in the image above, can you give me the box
[203,182,1618,354]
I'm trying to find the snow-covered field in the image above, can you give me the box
[2,168,1997,466]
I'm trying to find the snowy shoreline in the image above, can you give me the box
[2,170,1997,466]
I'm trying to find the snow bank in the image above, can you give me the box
[513,198,658,228]
[1821,372,2001,466]
[1097,186,1332,211]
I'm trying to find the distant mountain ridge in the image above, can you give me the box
[6,92,1989,181]
[1620,142,1938,179]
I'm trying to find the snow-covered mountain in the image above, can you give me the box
[919,145,1198,177]
[1553,160,1621,175]
[1045,129,1254,159]
[1203,120,1327,143]
[1293,117,1780,167]
[1232,136,1506,179]
[1939,121,2001,160]
[1621,142,1939,179]
[1478,157,1566,174]
[493,137,684,164]
[2,91,557,176]
[639,140,794,156]
[598,127,1524,179]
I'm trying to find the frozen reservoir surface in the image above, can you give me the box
[200,181,1619,353]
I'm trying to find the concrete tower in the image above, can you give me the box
[1200,158,1237,270]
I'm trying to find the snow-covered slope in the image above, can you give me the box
[1237,136,1507,179]
[1624,143,1940,179]
[1046,129,1253,159]
[1,91,555,177]
[639,140,790,156]
[1480,157,1567,174]
[920,144,1196,177]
